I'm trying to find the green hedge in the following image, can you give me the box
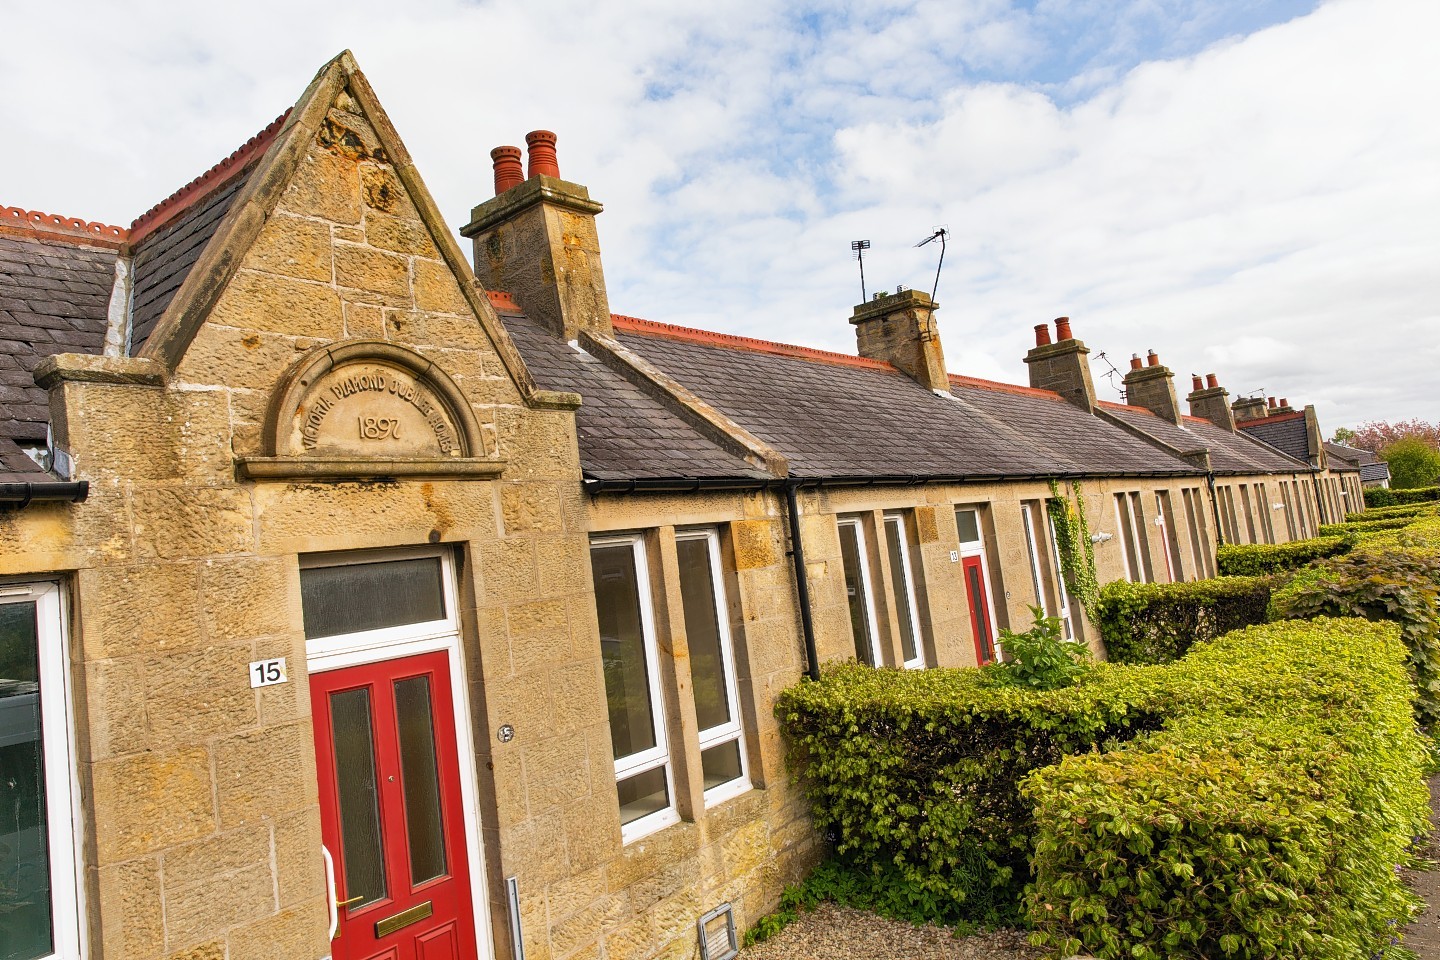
[1095,576,1271,664]
[1215,534,1353,575]
[775,662,1173,924]
[1024,618,1428,959]
[1345,502,1438,523]
[1317,515,1419,537]
[1365,485,1440,508]
[1271,545,1440,725]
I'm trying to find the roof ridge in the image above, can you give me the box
[948,373,1063,401]
[128,109,292,246]
[1098,399,1153,413]
[1238,410,1304,426]
[611,313,896,372]
[0,204,128,248]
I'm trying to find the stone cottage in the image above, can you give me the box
[0,51,1360,960]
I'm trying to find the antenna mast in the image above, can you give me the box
[850,240,870,302]
[915,227,947,302]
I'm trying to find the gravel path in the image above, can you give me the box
[740,903,1042,960]
[1402,774,1440,958]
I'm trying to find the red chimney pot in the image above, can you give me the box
[491,145,523,195]
[1033,323,1051,347]
[525,130,560,179]
[1267,397,1278,409]
[1191,375,1204,391]
[1280,398,1289,408]
[1129,354,1143,371]
[1205,373,1219,389]
[1146,350,1160,367]
[1054,316,1073,341]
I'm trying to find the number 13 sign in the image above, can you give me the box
[249,657,289,688]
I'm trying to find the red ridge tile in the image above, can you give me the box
[0,204,127,248]
[487,290,522,313]
[1237,410,1304,426]
[949,373,1064,401]
[611,313,896,372]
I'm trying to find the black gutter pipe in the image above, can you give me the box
[0,481,89,507]
[1206,473,1225,547]
[784,480,821,682]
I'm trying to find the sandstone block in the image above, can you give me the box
[732,519,779,570]
[199,555,297,642]
[915,505,940,543]
[133,486,254,560]
[247,213,333,283]
[215,721,317,827]
[209,269,344,339]
[227,899,330,960]
[562,797,621,872]
[343,301,386,338]
[334,242,410,301]
[176,324,301,391]
[91,746,215,860]
[164,861,274,950]
[84,657,151,758]
[142,643,258,746]
[95,857,165,960]
[281,151,361,225]
[360,164,418,218]
[366,210,436,257]
[413,257,471,315]
[76,562,203,659]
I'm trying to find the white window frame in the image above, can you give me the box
[675,528,752,807]
[955,507,1003,657]
[882,513,927,670]
[298,547,494,960]
[589,534,679,844]
[1046,515,1075,641]
[0,580,85,960]
[836,517,885,667]
[1153,492,1177,583]
[1114,492,1150,584]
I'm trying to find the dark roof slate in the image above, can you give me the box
[0,232,114,443]
[1099,403,1311,474]
[129,176,246,352]
[1361,462,1392,483]
[501,313,770,482]
[1238,415,1311,462]
[0,438,52,482]
[615,327,1200,480]
[1323,441,1365,472]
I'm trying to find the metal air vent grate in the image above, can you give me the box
[697,902,738,960]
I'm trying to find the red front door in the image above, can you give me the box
[962,555,997,665]
[311,651,479,960]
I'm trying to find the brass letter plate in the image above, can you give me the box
[376,900,433,938]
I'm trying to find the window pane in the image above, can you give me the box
[837,523,875,665]
[329,688,387,909]
[956,509,981,544]
[0,601,54,960]
[884,519,920,664]
[701,740,745,792]
[617,767,669,826]
[677,537,732,733]
[302,557,445,640]
[591,544,658,761]
[394,676,447,887]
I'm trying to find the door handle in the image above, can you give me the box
[337,895,365,909]
[322,846,340,941]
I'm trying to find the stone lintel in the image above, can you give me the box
[460,176,604,238]
[528,389,583,411]
[235,456,506,481]
[34,353,166,389]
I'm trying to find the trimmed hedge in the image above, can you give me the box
[1095,576,1271,664]
[1215,534,1353,575]
[1345,502,1439,523]
[1271,545,1440,725]
[1317,515,1419,537]
[1365,485,1440,508]
[1024,618,1428,959]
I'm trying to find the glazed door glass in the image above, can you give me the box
[311,652,478,960]
[0,585,77,960]
[837,519,881,666]
[883,515,925,669]
[961,556,996,665]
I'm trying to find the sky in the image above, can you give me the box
[2,0,1435,430]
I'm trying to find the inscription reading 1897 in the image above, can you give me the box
[300,369,457,454]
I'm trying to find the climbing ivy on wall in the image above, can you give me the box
[1047,480,1100,615]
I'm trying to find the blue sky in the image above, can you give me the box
[2,0,1435,428]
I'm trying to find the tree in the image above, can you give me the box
[1381,437,1440,489]
[1350,419,1440,452]
[1331,426,1358,446]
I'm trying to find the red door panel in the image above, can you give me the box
[962,555,997,666]
[312,652,479,960]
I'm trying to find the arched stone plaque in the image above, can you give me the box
[238,340,502,480]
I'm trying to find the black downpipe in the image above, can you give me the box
[1205,473,1225,547]
[784,480,821,682]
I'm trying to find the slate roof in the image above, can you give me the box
[1099,402,1312,475]
[500,311,770,482]
[610,318,1201,481]
[0,231,115,445]
[1237,412,1311,462]
[0,438,51,482]
[1325,441,1391,483]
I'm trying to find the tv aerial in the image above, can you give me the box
[915,227,947,302]
[850,240,870,302]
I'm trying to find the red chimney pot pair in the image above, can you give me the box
[490,130,561,195]
[1033,317,1075,347]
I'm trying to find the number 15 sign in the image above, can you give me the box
[249,657,289,688]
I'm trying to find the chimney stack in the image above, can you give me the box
[462,130,612,340]
[1122,349,1182,426]
[851,290,948,392]
[1025,317,1098,412]
[1232,394,1268,422]
[1187,371,1235,432]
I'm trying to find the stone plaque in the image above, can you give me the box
[287,362,464,458]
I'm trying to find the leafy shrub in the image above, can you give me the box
[1024,618,1429,960]
[1215,534,1354,575]
[1270,546,1440,725]
[1095,576,1271,664]
[776,662,1173,925]
[1382,437,1440,489]
[1345,502,1438,523]
[1317,515,1419,536]
[984,606,1091,689]
[1365,485,1440,508]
